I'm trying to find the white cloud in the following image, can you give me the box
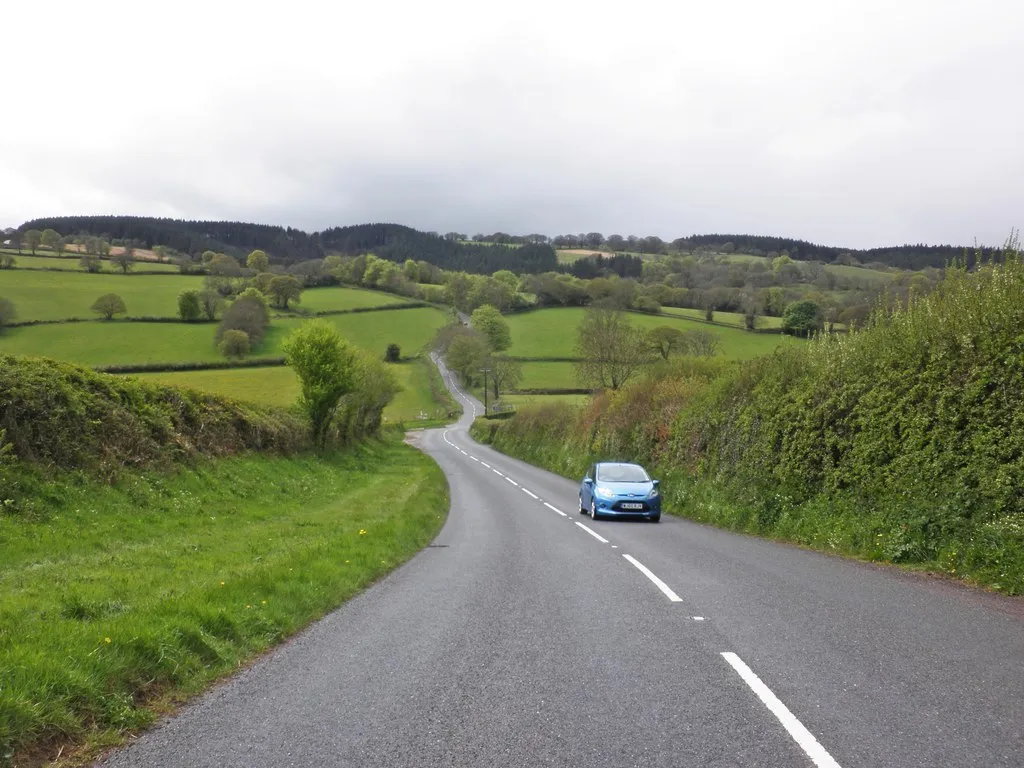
[2,0,1021,247]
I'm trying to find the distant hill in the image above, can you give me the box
[680,234,1002,271]
[16,216,1003,272]
[16,217,559,274]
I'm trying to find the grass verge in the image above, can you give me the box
[0,435,448,766]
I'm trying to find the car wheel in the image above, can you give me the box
[578,496,587,515]
[650,515,661,523]
[591,499,599,520]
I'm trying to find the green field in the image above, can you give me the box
[1,437,448,762]
[1,252,180,273]
[132,359,444,423]
[0,270,206,320]
[660,307,784,329]
[292,286,411,313]
[500,392,590,407]
[505,308,803,360]
[0,307,448,366]
[518,361,580,389]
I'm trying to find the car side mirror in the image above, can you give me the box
[652,480,660,487]
[584,478,593,485]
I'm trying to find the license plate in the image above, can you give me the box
[621,503,644,510]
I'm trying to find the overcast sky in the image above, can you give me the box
[3,0,1021,248]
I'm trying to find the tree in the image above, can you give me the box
[646,326,688,360]
[0,297,16,330]
[208,253,242,277]
[447,331,491,384]
[23,229,42,255]
[247,249,269,272]
[91,293,127,320]
[267,275,303,309]
[282,320,358,450]
[111,249,135,273]
[40,229,61,252]
[575,305,652,389]
[782,300,824,337]
[489,356,522,399]
[682,329,720,357]
[197,290,224,320]
[79,254,102,273]
[216,294,269,346]
[384,343,401,362]
[178,290,202,322]
[201,250,218,264]
[470,304,511,351]
[218,329,250,359]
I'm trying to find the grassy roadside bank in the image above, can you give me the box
[0,435,448,766]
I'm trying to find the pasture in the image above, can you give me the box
[1,252,180,272]
[0,307,448,366]
[133,359,443,423]
[505,307,802,360]
[291,285,412,313]
[659,307,784,329]
[0,270,205,321]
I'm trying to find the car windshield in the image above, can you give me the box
[596,463,650,483]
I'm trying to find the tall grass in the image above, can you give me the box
[474,245,1024,593]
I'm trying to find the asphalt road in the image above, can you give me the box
[98,359,1024,768]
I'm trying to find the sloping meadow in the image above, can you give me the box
[475,252,1024,593]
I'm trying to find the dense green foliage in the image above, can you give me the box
[0,436,448,764]
[0,356,308,482]
[473,254,1024,593]
[216,294,270,347]
[91,292,127,320]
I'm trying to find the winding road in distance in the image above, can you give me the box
[98,359,1023,768]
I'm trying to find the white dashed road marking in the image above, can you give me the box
[505,477,518,486]
[543,502,567,517]
[521,489,539,500]
[622,554,683,603]
[575,522,609,544]
[721,653,842,768]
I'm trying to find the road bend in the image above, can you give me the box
[98,357,1024,768]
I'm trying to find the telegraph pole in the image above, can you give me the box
[479,368,491,415]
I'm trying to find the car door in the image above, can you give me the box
[583,464,595,506]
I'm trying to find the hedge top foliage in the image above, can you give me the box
[0,355,308,476]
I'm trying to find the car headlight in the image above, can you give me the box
[595,486,614,498]
[649,486,659,498]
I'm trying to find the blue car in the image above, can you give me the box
[578,462,661,522]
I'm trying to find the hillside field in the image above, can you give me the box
[134,359,444,423]
[0,251,180,272]
[505,307,803,360]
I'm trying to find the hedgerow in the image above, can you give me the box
[474,247,1024,593]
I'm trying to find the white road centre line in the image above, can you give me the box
[470,456,480,462]
[574,522,609,544]
[492,469,504,476]
[621,554,683,602]
[480,462,491,468]
[505,477,519,486]
[543,502,567,517]
[720,653,842,768]
[521,488,539,500]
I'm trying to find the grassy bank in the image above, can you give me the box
[472,252,1024,594]
[0,436,448,765]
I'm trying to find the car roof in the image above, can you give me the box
[597,461,644,468]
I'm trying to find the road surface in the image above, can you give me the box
[98,359,1024,767]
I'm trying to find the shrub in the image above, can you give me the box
[782,300,823,337]
[384,343,401,362]
[79,254,102,273]
[219,329,250,359]
[0,296,16,329]
[178,290,202,322]
[282,320,358,450]
[91,293,127,320]
[0,253,15,268]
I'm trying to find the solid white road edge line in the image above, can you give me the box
[521,489,539,499]
[543,502,567,517]
[720,652,842,768]
[574,522,609,544]
[621,554,683,602]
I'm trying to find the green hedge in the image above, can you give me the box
[474,253,1024,593]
